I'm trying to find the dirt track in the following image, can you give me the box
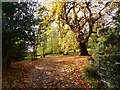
[24,54,93,88]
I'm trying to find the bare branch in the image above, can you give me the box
[95,2,111,22]
[82,20,87,27]
[86,2,92,20]
[77,7,81,13]
[66,6,74,16]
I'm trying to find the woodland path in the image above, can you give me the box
[24,53,93,88]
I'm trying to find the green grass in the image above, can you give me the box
[24,57,33,59]
[45,55,51,57]
[68,49,92,53]
[76,49,80,52]
[24,49,93,60]
[68,50,74,53]
[24,56,42,60]
[87,48,93,51]
[56,54,63,57]
[68,49,80,53]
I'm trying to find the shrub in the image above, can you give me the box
[82,60,99,81]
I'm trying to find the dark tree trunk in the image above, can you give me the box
[42,47,46,57]
[7,57,11,68]
[3,56,11,70]
[64,52,69,55]
[79,43,90,56]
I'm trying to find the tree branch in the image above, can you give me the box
[86,2,92,20]
[66,6,74,16]
[95,2,111,22]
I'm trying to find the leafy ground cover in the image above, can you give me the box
[2,52,97,88]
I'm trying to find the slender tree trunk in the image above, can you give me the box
[43,47,45,57]
[79,43,89,56]
[74,50,76,52]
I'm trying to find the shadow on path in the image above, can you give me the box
[24,54,92,88]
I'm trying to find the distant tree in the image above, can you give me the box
[35,6,49,57]
[36,29,47,57]
[45,26,61,54]
[60,30,79,54]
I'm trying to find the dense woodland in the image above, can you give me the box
[2,1,120,89]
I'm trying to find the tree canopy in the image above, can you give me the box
[42,1,114,55]
[2,2,38,69]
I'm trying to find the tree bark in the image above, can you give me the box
[79,43,90,56]
[74,50,76,52]
[2,56,11,70]
[43,47,45,57]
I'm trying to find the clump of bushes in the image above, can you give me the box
[81,58,100,89]
[82,60,99,81]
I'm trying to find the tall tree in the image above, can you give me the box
[35,6,49,57]
[43,1,113,56]
[2,2,37,69]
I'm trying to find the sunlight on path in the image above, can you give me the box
[24,55,92,88]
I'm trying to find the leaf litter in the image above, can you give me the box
[3,53,97,88]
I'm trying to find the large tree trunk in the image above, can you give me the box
[79,43,90,56]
